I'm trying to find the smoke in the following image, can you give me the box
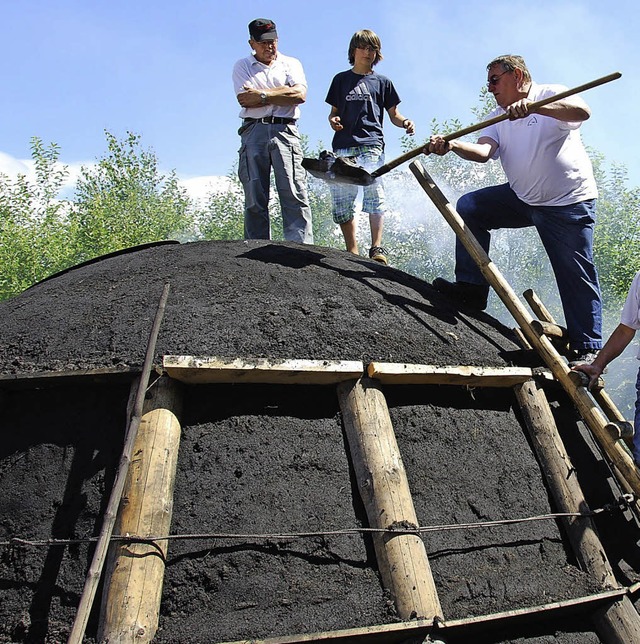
[381,165,638,419]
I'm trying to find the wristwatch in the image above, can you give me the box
[260,92,267,105]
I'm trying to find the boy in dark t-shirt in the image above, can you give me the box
[326,29,414,265]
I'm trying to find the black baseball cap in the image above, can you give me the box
[249,19,277,41]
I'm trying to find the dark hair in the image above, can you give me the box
[348,29,383,66]
[487,55,532,84]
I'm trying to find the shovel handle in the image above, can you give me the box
[371,71,621,179]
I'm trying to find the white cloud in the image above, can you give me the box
[178,175,234,202]
[0,151,31,177]
[0,149,233,203]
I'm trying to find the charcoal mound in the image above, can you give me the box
[0,239,521,375]
[2,240,637,644]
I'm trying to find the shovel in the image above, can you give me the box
[302,71,621,186]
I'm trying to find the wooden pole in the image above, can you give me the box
[68,283,171,644]
[97,376,183,643]
[337,378,443,621]
[514,380,640,643]
[409,161,640,505]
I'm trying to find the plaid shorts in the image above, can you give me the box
[330,145,386,224]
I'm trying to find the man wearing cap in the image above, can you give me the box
[232,19,313,243]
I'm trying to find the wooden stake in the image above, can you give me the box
[68,283,171,644]
[409,162,640,506]
[514,379,640,643]
[337,378,443,621]
[97,376,183,643]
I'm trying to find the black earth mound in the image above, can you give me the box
[1,240,639,643]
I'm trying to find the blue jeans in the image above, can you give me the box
[455,183,602,351]
[634,367,640,465]
[238,121,313,243]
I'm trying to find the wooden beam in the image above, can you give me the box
[68,283,171,644]
[409,161,640,506]
[217,587,630,644]
[367,362,536,386]
[514,379,640,642]
[98,376,183,643]
[523,288,556,323]
[163,356,364,384]
[337,378,443,622]
[530,319,568,340]
[0,366,139,389]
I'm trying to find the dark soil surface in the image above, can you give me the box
[0,240,524,374]
[1,240,639,643]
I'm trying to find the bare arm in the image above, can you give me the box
[237,83,306,108]
[507,96,591,122]
[572,323,637,389]
[428,135,498,163]
[387,105,415,136]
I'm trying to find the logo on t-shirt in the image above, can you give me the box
[345,82,372,102]
[527,116,538,126]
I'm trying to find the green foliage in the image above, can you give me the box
[0,138,74,298]
[69,131,193,261]
[590,153,640,306]
[199,169,245,240]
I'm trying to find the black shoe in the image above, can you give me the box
[432,277,489,310]
[568,350,600,367]
[369,246,388,265]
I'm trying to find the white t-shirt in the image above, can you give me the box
[621,270,640,359]
[232,52,307,120]
[482,82,598,207]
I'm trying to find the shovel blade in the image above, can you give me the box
[302,153,375,186]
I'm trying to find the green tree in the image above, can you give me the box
[69,131,194,261]
[0,137,74,298]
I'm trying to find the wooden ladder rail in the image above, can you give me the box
[523,288,635,450]
[409,160,640,509]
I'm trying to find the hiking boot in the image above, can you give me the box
[432,277,489,310]
[369,246,388,265]
[568,350,600,367]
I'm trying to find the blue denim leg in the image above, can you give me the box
[633,367,640,465]
[454,184,602,350]
[531,200,602,350]
[455,183,533,285]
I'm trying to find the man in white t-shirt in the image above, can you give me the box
[428,55,602,363]
[573,271,640,464]
[232,18,313,243]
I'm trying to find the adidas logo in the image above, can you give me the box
[345,82,372,102]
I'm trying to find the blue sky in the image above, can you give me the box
[0,0,638,198]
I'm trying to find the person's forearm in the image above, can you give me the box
[535,99,590,122]
[262,84,306,105]
[449,140,492,163]
[590,324,636,372]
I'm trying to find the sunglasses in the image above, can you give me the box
[487,70,510,87]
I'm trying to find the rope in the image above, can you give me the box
[2,494,634,549]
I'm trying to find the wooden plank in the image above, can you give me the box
[218,588,629,644]
[337,378,443,622]
[367,362,535,386]
[409,160,640,507]
[98,376,183,644]
[162,356,364,384]
[0,366,139,389]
